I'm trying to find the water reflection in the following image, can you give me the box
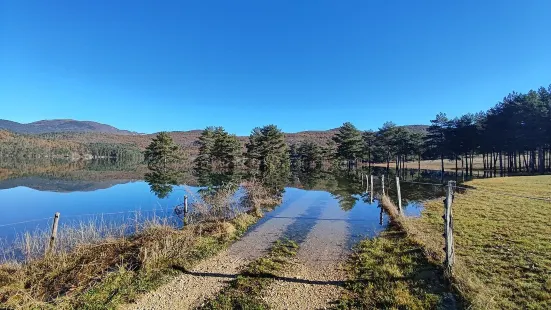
[0,159,455,247]
[291,167,366,211]
[0,158,148,192]
[195,166,243,189]
[144,168,179,199]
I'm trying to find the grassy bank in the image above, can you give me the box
[407,176,551,309]
[336,217,459,309]
[200,238,299,309]
[0,183,279,310]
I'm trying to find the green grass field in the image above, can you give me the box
[410,175,551,309]
[336,226,458,309]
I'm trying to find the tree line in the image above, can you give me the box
[143,126,291,196]
[426,85,551,175]
[145,83,550,192]
[192,125,290,190]
[331,84,551,176]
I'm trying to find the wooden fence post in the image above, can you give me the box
[381,175,385,195]
[396,176,402,213]
[48,212,60,254]
[183,196,189,225]
[370,175,374,203]
[444,181,455,274]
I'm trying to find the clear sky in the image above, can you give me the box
[1,1,550,135]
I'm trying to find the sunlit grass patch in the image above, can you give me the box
[335,226,456,309]
[411,175,551,309]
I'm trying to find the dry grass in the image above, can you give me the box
[0,217,202,308]
[0,223,192,309]
[0,168,12,179]
[407,176,551,309]
[1,217,136,263]
[186,183,245,223]
[373,157,485,171]
[240,179,282,217]
[0,182,274,309]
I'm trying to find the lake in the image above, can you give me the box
[0,159,448,252]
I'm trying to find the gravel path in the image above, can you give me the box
[121,192,319,310]
[262,199,351,310]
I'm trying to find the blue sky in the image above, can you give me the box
[1,1,550,135]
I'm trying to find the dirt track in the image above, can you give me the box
[122,192,324,310]
[262,198,350,310]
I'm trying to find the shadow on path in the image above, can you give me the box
[173,266,347,286]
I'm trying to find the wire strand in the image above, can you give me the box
[0,217,54,228]
[398,180,445,186]
[395,179,550,202]
[0,207,179,228]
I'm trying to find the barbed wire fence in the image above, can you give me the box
[0,185,251,262]
[361,172,550,274]
[0,202,189,262]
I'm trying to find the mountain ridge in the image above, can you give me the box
[0,119,428,156]
[0,119,427,137]
[0,119,138,135]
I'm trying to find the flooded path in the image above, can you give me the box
[124,187,390,309]
[263,196,350,309]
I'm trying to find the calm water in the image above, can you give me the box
[0,160,446,245]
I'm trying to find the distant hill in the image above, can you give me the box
[0,176,134,192]
[401,125,429,135]
[0,119,136,135]
[32,125,426,155]
[0,119,428,158]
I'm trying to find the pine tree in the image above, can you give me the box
[332,122,363,169]
[195,126,241,172]
[408,132,425,171]
[297,141,322,170]
[144,132,181,170]
[362,130,376,168]
[245,125,290,188]
[426,113,450,180]
[376,122,399,170]
[211,127,241,170]
[194,127,216,173]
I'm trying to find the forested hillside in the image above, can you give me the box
[0,130,142,159]
[0,116,428,161]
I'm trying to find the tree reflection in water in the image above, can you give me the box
[144,167,179,199]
